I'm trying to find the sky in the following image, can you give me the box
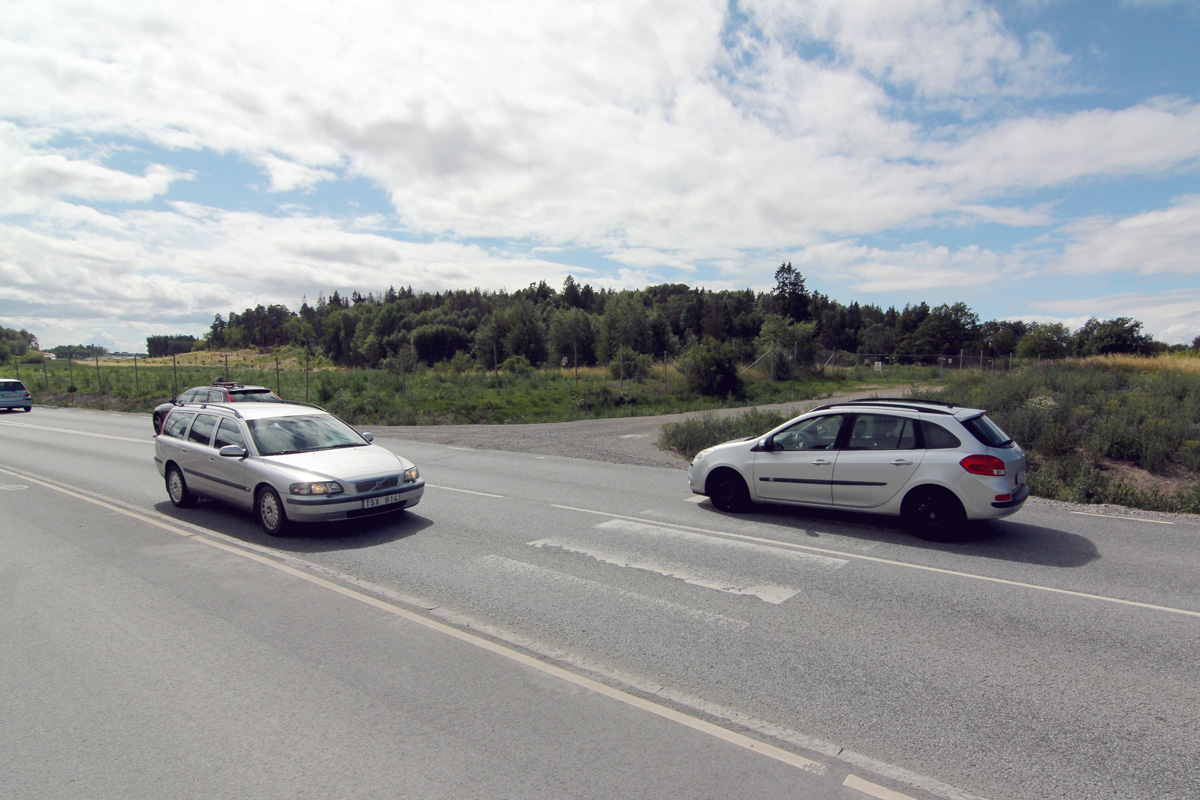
[2,0,1199,354]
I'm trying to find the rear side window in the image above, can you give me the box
[1,380,26,390]
[921,421,962,449]
[962,414,1015,448]
[188,414,218,445]
[846,414,917,450]
[177,389,201,403]
[162,411,195,439]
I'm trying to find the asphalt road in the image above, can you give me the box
[2,407,1198,800]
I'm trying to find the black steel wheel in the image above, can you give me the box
[903,487,968,541]
[707,470,751,513]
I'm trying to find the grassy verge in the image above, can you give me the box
[2,350,884,425]
[913,354,1200,513]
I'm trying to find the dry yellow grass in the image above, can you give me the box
[1081,353,1200,374]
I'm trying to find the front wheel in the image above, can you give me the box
[903,487,967,541]
[707,470,751,513]
[256,487,288,536]
[166,465,197,508]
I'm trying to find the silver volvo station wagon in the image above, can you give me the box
[688,399,1028,540]
[155,401,423,535]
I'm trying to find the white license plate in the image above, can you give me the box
[364,492,401,509]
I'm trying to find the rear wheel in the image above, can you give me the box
[903,486,968,541]
[256,487,288,536]
[707,470,751,512]
[166,465,196,508]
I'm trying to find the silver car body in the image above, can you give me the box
[0,378,32,411]
[154,402,423,531]
[688,399,1028,532]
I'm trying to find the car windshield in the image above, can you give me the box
[229,390,278,402]
[247,414,367,455]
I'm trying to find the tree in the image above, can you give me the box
[771,262,809,323]
[680,337,742,397]
[1016,323,1071,360]
[1072,317,1157,357]
[756,315,818,378]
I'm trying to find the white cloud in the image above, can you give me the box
[1058,195,1200,277]
[1027,289,1200,345]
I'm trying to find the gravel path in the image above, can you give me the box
[375,388,892,469]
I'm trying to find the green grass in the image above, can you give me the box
[1,353,868,426]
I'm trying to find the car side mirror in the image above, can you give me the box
[752,436,775,452]
[218,445,247,458]
[362,432,374,443]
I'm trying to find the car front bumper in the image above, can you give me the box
[284,480,425,523]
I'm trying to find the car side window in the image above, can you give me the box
[921,421,962,449]
[846,414,917,450]
[177,389,199,403]
[774,414,845,451]
[188,414,218,446]
[207,390,226,402]
[213,418,247,450]
[162,411,195,439]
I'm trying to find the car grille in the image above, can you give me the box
[355,476,400,493]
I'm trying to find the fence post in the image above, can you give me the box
[224,353,229,381]
[275,356,280,395]
[134,355,139,394]
[68,355,74,389]
[94,354,102,392]
[43,357,49,391]
[305,350,310,402]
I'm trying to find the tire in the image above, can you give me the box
[256,487,288,536]
[166,465,197,508]
[152,411,164,433]
[23,406,31,412]
[707,469,751,513]
[903,486,968,541]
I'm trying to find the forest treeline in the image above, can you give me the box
[197,266,1169,371]
[0,265,1180,371]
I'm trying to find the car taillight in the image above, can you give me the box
[960,454,1007,477]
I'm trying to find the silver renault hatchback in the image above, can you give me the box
[155,401,423,535]
[688,399,1028,539]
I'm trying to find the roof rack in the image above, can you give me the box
[176,401,245,418]
[810,398,960,415]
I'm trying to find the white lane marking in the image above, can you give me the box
[527,518,845,604]
[552,504,1200,620]
[844,774,921,800]
[480,555,751,629]
[447,447,472,451]
[0,419,150,444]
[0,465,826,779]
[1070,511,1174,525]
[427,484,504,498]
[531,538,802,604]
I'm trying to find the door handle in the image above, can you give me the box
[890,459,913,466]
[811,459,833,466]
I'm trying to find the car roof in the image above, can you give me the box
[170,400,326,421]
[809,398,985,418]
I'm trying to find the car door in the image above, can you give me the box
[175,413,220,497]
[203,417,252,509]
[831,413,925,508]
[752,413,846,505]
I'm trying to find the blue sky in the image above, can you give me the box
[2,0,1199,353]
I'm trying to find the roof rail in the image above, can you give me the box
[176,401,246,418]
[810,397,960,415]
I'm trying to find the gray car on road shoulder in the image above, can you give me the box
[154,401,423,535]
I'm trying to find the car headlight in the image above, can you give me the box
[404,466,420,483]
[290,481,344,496]
[693,447,714,464]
